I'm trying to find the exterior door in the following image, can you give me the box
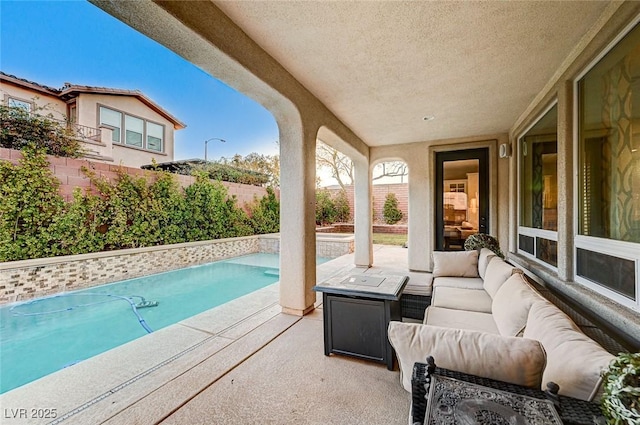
[435,148,489,251]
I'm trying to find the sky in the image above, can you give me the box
[0,0,280,161]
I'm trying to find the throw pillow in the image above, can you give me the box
[483,257,517,298]
[491,273,543,336]
[387,322,546,392]
[432,250,479,278]
[478,248,497,280]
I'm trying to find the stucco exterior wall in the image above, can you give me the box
[505,4,640,343]
[88,0,640,334]
[370,134,506,272]
[1,80,179,169]
[77,93,176,168]
[0,82,67,119]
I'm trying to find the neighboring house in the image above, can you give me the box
[0,72,185,168]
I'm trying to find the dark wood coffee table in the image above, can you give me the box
[313,274,409,370]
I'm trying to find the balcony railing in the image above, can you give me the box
[71,123,102,142]
[5,107,102,143]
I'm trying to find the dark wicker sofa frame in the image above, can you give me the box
[411,358,604,425]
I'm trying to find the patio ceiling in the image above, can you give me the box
[214,1,610,146]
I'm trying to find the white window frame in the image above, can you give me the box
[98,104,165,153]
[125,115,144,148]
[572,15,640,312]
[146,121,164,152]
[99,106,122,143]
[516,100,559,270]
[7,96,33,112]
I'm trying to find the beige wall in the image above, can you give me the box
[506,4,640,343]
[1,82,177,168]
[0,83,67,119]
[371,134,507,272]
[86,1,640,335]
[77,93,175,168]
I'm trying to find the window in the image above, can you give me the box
[100,106,122,143]
[8,97,32,112]
[578,24,640,244]
[68,103,77,124]
[99,106,165,152]
[518,104,558,267]
[125,115,143,147]
[146,122,163,152]
[576,21,640,309]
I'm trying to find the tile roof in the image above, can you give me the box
[0,71,185,129]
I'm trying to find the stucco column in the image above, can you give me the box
[557,81,573,280]
[279,124,317,316]
[353,159,373,267]
[408,153,430,272]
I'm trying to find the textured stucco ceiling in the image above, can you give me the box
[214,1,610,146]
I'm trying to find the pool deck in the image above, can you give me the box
[0,245,423,425]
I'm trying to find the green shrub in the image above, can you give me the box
[189,162,269,186]
[0,106,83,158]
[383,193,403,224]
[333,189,351,223]
[248,187,280,234]
[0,147,65,261]
[0,152,280,261]
[463,233,504,258]
[183,172,252,241]
[315,189,337,225]
[48,189,106,255]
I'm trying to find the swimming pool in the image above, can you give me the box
[0,253,325,394]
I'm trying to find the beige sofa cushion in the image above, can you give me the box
[402,273,433,297]
[432,250,479,278]
[491,273,543,336]
[424,306,499,334]
[478,248,497,280]
[524,301,614,401]
[433,276,484,290]
[432,286,492,313]
[483,257,517,298]
[388,322,547,392]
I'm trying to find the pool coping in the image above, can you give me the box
[0,253,356,425]
[0,233,354,305]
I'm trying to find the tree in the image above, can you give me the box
[316,141,408,188]
[316,141,354,189]
[219,152,280,187]
[0,105,83,158]
[383,193,403,224]
[373,162,409,183]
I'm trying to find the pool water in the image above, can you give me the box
[0,253,326,394]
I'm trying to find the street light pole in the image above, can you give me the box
[204,137,226,162]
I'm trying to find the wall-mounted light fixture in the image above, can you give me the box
[499,143,512,158]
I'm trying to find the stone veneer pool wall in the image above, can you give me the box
[0,234,354,304]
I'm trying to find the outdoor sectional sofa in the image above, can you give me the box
[388,248,615,405]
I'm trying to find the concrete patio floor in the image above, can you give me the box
[1,245,419,425]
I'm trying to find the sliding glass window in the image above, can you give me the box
[577,22,640,308]
[518,104,558,267]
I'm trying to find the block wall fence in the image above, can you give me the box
[326,183,408,224]
[0,147,273,209]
